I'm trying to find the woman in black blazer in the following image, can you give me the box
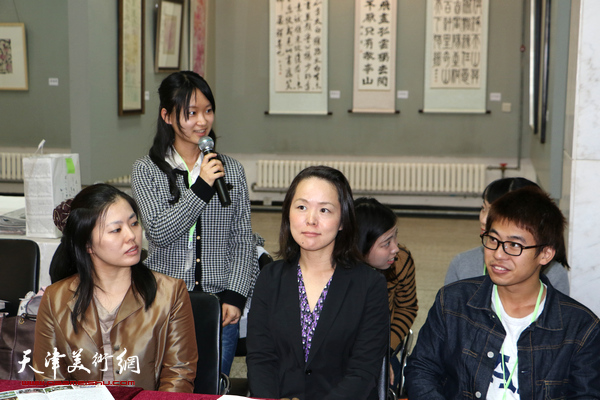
[247,166,389,400]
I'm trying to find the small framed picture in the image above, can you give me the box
[155,0,184,73]
[0,23,29,91]
[118,0,145,115]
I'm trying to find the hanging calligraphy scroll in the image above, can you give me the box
[423,0,489,113]
[189,0,207,77]
[269,0,329,115]
[352,0,397,114]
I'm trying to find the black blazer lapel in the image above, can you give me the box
[279,261,306,366]
[305,265,351,366]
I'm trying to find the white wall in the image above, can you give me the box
[562,0,600,316]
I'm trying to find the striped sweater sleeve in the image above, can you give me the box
[388,245,418,350]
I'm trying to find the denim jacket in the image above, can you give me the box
[405,275,600,399]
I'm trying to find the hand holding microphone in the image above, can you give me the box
[199,136,231,207]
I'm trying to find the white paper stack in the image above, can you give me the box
[22,154,81,238]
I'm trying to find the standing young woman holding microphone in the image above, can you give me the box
[131,71,258,376]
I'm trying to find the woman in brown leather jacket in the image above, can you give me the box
[32,184,197,392]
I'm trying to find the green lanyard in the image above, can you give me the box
[493,281,544,400]
[176,153,197,250]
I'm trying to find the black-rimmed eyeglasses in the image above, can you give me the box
[480,233,546,256]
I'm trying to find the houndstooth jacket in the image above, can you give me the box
[131,154,258,311]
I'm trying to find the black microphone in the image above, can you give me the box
[199,136,231,207]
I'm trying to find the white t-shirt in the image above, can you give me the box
[487,286,546,399]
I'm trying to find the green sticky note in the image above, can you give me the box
[65,158,76,174]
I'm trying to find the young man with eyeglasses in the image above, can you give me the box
[444,178,569,295]
[405,187,600,399]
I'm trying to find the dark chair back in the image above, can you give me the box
[235,249,273,359]
[377,318,393,400]
[228,248,273,396]
[188,291,221,395]
[0,239,40,316]
[391,328,414,397]
[378,353,388,400]
[258,252,273,270]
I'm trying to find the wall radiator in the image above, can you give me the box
[0,152,33,181]
[253,160,487,195]
[1,153,486,196]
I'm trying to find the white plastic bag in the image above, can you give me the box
[22,154,81,238]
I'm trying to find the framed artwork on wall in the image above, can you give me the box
[189,0,207,77]
[268,0,329,115]
[422,0,490,113]
[118,0,145,115]
[0,23,29,91]
[155,0,184,73]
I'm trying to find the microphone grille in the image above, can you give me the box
[198,136,214,152]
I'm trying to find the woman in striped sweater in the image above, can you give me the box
[355,198,418,388]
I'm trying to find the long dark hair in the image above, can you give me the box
[149,71,217,204]
[355,197,398,280]
[277,166,361,268]
[62,184,157,330]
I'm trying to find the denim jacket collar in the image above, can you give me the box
[467,273,563,331]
